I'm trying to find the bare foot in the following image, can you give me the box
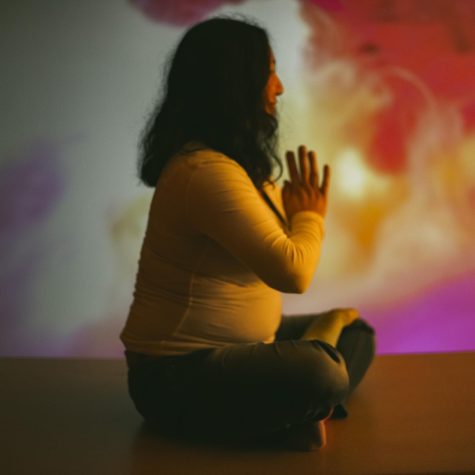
[334,307,359,327]
[301,308,360,346]
[313,420,327,448]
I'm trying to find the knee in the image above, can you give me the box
[297,341,350,405]
[343,317,377,356]
[347,317,376,335]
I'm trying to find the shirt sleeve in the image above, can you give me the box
[186,153,325,293]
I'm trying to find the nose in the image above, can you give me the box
[276,75,284,96]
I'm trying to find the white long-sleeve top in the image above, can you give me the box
[120,147,325,356]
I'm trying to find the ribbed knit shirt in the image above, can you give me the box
[120,147,325,357]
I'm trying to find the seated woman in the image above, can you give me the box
[120,16,375,451]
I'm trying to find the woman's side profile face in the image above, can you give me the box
[264,50,284,115]
[138,18,285,188]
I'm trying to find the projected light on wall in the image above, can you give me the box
[1,0,474,357]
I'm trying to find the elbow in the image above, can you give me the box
[287,273,312,294]
[268,272,312,294]
[274,240,319,293]
[258,242,319,293]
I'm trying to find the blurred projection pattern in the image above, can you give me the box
[1,0,474,356]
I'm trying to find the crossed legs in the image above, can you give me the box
[126,313,376,448]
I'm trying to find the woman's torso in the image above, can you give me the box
[120,148,286,357]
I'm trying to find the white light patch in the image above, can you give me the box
[335,148,390,199]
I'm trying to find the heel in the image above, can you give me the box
[281,420,327,452]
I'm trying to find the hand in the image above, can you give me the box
[282,145,331,221]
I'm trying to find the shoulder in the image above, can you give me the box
[182,149,260,205]
[180,148,250,185]
[158,145,245,186]
[186,148,243,170]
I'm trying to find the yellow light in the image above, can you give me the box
[335,148,390,199]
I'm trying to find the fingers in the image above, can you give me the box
[308,150,318,189]
[287,146,325,191]
[321,164,331,197]
[286,151,300,187]
[298,145,309,184]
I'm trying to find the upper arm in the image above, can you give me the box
[186,155,325,293]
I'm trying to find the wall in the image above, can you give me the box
[1,0,474,356]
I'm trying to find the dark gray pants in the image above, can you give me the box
[125,315,375,443]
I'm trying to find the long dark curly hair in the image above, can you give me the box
[138,16,282,190]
